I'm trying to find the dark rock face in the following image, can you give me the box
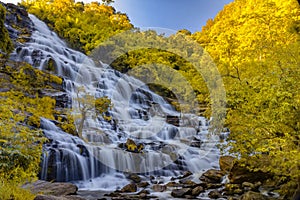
[2,2,33,46]
[200,169,226,183]
[229,162,272,184]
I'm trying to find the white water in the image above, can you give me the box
[11,15,223,194]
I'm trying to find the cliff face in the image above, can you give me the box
[0,2,74,133]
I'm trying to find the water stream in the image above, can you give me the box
[10,14,223,197]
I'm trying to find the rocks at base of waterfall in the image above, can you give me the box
[119,183,137,193]
[137,181,150,188]
[219,155,235,173]
[24,180,78,196]
[208,190,223,199]
[191,186,204,196]
[152,184,167,192]
[34,195,85,200]
[106,189,156,200]
[229,162,272,184]
[127,173,142,183]
[200,169,226,183]
[171,171,192,180]
[239,191,268,200]
[171,188,192,198]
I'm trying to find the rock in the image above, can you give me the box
[137,181,149,188]
[128,173,141,183]
[229,162,272,184]
[223,183,242,195]
[206,183,223,189]
[200,169,225,183]
[165,181,181,187]
[152,184,167,192]
[219,155,235,173]
[166,115,180,126]
[240,191,267,200]
[179,179,197,187]
[24,180,77,196]
[191,186,204,196]
[171,171,193,180]
[34,195,84,200]
[120,183,137,193]
[208,190,222,199]
[124,138,143,153]
[171,188,192,198]
[242,181,260,191]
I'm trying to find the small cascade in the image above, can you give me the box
[11,14,222,191]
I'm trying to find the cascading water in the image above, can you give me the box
[10,14,223,194]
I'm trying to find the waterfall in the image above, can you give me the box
[10,14,222,190]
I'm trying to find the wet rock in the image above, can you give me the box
[120,183,137,193]
[152,184,167,192]
[208,190,222,199]
[242,181,260,192]
[137,181,149,188]
[165,181,181,187]
[128,173,141,183]
[166,115,180,126]
[219,155,235,173]
[171,171,192,180]
[179,179,197,187]
[229,162,272,184]
[24,180,78,196]
[171,188,192,198]
[200,169,225,183]
[240,191,267,200]
[124,138,144,153]
[191,186,204,196]
[206,183,223,189]
[34,195,84,200]
[223,183,242,195]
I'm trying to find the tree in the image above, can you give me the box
[73,86,112,140]
[192,0,300,196]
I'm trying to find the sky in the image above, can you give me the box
[112,0,233,33]
[1,0,233,33]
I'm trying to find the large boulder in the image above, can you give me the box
[25,180,78,196]
[219,155,235,173]
[200,169,226,183]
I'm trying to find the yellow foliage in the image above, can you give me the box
[0,180,35,200]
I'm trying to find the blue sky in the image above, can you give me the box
[1,0,233,33]
[112,0,233,33]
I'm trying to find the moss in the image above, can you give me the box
[56,115,77,135]
[27,115,41,128]
[0,5,14,56]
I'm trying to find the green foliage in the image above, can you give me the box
[21,0,133,53]
[0,4,13,57]
[193,0,300,196]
